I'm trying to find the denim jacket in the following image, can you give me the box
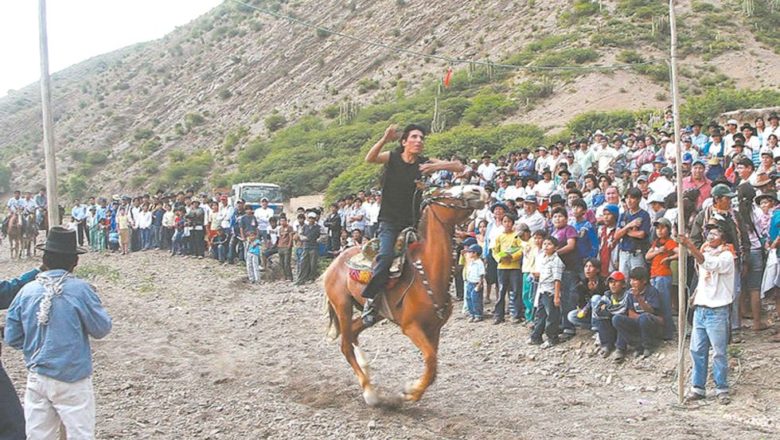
[4,270,112,382]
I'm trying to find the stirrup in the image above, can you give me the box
[362,299,379,327]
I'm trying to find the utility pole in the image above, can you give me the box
[668,0,686,405]
[39,0,60,229]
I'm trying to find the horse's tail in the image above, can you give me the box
[323,294,341,340]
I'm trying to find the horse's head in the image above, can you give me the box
[422,184,488,225]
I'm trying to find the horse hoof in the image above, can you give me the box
[363,388,380,407]
[402,392,421,402]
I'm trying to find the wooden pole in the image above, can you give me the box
[38,0,60,229]
[669,0,687,404]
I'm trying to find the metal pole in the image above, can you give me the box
[38,0,60,229]
[669,0,686,405]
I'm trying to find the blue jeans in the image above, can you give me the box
[531,292,560,342]
[465,281,483,318]
[594,316,618,350]
[560,270,579,333]
[612,313,663,351]
[651,275,676,340]
[495,268,522,320]
[140,228,151,249]
[361,221,404,299]
[151,224,162,248]
[690,306,730,395]
[619,250,646,280]
[567,299,596,331]
[171,230,183,255]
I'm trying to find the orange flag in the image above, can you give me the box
[443,67,453,88]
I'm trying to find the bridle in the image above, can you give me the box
[408,185,483,320]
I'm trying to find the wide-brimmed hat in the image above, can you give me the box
[36,226,87,255]
[755,192,778,205]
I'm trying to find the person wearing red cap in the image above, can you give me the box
[591,271,628,357]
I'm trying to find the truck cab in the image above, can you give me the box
[230,183,284,215]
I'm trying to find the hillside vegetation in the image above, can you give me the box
[0,0,778,199]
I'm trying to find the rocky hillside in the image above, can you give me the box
[0,0,778,199]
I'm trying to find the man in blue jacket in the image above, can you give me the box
[5,226,112,439]
[1,267,41,440]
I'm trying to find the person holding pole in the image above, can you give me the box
[678,223,735,405]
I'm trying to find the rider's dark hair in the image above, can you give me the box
[42,251,78,272]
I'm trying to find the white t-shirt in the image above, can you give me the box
[596,147,618,173]
[254,207,275,231]
[477,163,498,183]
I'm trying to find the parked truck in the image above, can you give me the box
[229,182,284,215]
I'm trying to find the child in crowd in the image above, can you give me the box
[276,216,295,281]
[108,230,120,252]
[521,228,542,324]
[246,232,262,284]
[171,208,185,256]
[492,214,524,324]
[211,229,229,263]
[463,243,485,322]
[646,217,678,340]
[529,236,564,348]
[592,271,628,357]
[117,206,131,255]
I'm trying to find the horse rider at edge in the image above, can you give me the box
[361,124,465,327]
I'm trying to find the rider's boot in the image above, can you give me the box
[361,297,380,327]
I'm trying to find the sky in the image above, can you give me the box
[0,0,224,96]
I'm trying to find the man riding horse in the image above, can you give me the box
[360,124,465,326]
[3,191,25,233]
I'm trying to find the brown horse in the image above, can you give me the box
[7,213,23,259]
[323,184,487,405]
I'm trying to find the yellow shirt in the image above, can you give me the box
[492,231,523,270]
[117,214,130,230]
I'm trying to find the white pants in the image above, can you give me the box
[25,372,95,440]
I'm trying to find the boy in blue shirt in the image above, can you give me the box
[463,244,486,322]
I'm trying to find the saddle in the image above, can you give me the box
[347,227,420,285]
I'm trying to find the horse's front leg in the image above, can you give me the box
[401,323,441,402]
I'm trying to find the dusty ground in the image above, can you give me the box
[1,243,779,439]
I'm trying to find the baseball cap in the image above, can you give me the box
[727,119,739,126]
[306,211,317,218]
[711,183,736,198]
[692,159,706,167]
[516,223,530,233]
[648,192,666,205]
[607,271,625,282]
[653,217,672,228]
[467,244,482,254]
[524,194,538,204]
[463,237,477,247]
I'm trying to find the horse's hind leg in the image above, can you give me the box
[402,323,441,402]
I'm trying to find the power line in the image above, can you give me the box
[228,0,665,73]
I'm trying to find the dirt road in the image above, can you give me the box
[1,248,777,439]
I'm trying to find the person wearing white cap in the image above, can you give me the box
[723,118,740,156]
